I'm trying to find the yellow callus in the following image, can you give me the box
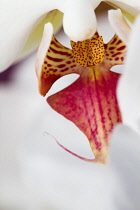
[71,35,105,67]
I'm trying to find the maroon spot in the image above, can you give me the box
[70,65,76,68]
[50,47,71,56]
[95,32,99,36]
[111,37,117,45]
[67,61,71,64]
[115,57,119,61]
[47,55,63,62]
[61,68,69,72]
[47,64,52,67]
[51,40,62,49]
[49,68,57,72]
[109,47,115,50]
[57,64,66,68]
[104,44,107,49]
[112,52,121,57]
[117,46,126,51]
[116,40,122,45]
[121,57,124,61]
[44,61,47,64]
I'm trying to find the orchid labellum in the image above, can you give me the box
[36,12,128,163]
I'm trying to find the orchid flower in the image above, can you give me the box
[1,9,140,210]
[0,0,139,72]
[35,7,130,164]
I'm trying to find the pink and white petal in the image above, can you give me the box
[63,0,97,41]
[35,23,82,96]
[108,9,131,44]
[0,0,65,72]
[117,15,140,135]
[47,66,121,164]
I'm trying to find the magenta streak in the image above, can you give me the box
[101,72,113,138]
[82,75,98,147]
[45,132,95,162]
[90,70,106,151]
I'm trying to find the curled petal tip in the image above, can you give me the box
[108,9,131,44]
[63,0,97,41]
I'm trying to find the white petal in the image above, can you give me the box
[108,9,131,44]
[117,15,140,135]
[35,23,53,78]
[0,0,65,72]
[63,0,97,41]
[110,124,140,209]
[110,64,125,74]
[89,0,101,9]
[107,0,140,18]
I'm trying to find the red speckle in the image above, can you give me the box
[115,57,119,61]
[47,55,63,62]
[111,38,117,45]
[116,40,122,45]
[57,64,66,68]
[70,65,76,68]
[61,68,69,72]
[117,46,126,51]
[109,47,115,50]
[112,52,121,57]
[47,64,52,67]
[95,142,102,151]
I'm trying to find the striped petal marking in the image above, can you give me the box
[36,26,127,164]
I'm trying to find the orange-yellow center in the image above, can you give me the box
[71,36,105,67]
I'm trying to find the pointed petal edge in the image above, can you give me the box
[108,9,131,44]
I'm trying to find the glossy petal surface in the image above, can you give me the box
[63,0,97,41]
[0,0,64,72]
